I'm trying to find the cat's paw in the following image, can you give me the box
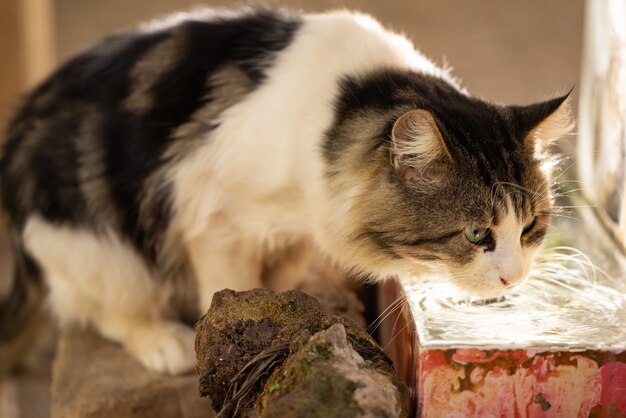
[127,321,197,375]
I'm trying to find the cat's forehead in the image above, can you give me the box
[436,107,549,219]
[436,108,531,181]
[470,178,548,226]
[445,163,550,228]
[491,191,530,224]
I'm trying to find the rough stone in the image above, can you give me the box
[52,330,213,418]
[195,288,407,417]
[257,323,408,418]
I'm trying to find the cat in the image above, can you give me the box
[0,8,572,374]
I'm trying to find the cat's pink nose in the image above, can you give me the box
[500,277,521,288]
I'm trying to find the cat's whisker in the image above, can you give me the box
[368,295,407,334]
[532,245,616,287]
[530,274,586,293]
[549,247,612,279]
[378,317,414,356]
[545,212,579,221]
[552,179,584,185]
[551,159,578,179]
[556,204,597,210]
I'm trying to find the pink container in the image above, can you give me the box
[380,279,626,418]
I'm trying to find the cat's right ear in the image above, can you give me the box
[390,109,452,184]
[511,91,575,154]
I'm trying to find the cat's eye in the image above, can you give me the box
[523,217,537,234]
[464,227,489,244]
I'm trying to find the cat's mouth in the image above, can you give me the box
[445,271,527,299]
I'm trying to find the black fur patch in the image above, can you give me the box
[480,232,496,253]
[325,70,525,186]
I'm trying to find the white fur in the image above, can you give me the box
[446,200,537,297]
[21,12,470,374]
[23,216,196,374]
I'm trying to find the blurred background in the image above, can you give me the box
[1,0,583,132]
[0,1,584,417]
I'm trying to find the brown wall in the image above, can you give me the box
[1,1,584,134]
[55,0,584,105]
[0,0,25,133]
[0,0,55,134]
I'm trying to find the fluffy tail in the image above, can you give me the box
[0,228,46,375]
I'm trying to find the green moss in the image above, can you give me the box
[302,366,359,417]
[298,357,313,376]
[310,342,332,360]
[274,361,359,417]
[267,382,282,394]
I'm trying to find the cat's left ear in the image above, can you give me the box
[510,90,575,152]
[390,109,452,185]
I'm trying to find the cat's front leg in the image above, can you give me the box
[23,216,198,375]
[99,317,197,375]
[186,221,263,313]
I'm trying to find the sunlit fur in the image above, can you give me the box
[1,9,572,374]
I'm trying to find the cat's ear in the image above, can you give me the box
[390,109,452,184]
[511,91,575,152]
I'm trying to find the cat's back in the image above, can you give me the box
[0,8,439,233]
[0,8,304,227]
[12,8,303,116]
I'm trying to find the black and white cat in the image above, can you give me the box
[0,8,571,374]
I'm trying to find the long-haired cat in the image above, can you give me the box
[0,8,572,374]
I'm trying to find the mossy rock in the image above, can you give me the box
[194,288,407,417]
[256,324,408,418]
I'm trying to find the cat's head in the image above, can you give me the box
[323,70,573,297]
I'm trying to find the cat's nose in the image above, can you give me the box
[500,276,522,288]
